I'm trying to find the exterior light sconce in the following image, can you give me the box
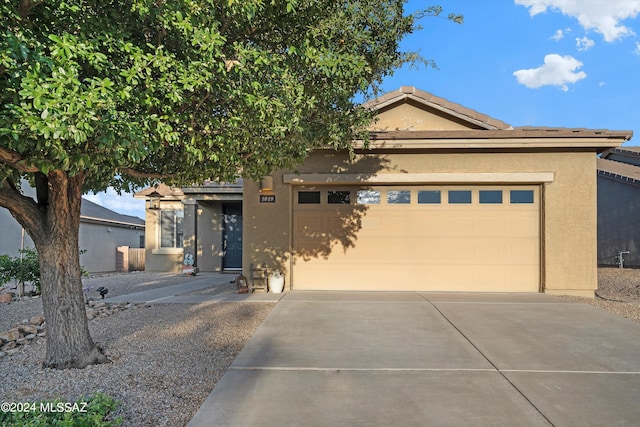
[148,189,163,210]
[260,176,274,193]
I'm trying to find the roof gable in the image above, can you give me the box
[364,86,511,131]
[80,198,145,226]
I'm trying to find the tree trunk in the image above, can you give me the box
[34,171,109,369]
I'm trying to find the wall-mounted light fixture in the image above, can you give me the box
[148,189,163,210]
[260,176,274,193]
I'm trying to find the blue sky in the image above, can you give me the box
[86,0,640,219]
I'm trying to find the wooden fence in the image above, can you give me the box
[128,248,145,271]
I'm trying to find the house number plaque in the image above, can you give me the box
[259,195,276,203]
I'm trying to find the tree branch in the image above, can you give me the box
[0,146,39,173]
[18,0,45,20]
[0,178,45,242]
[119,167,171,179]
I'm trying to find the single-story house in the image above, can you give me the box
[139,87,632,296]
[597,146,640,267]
[0,186,145,273]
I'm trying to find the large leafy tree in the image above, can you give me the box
[0,0,460,369]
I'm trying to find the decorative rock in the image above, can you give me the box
[0,293,13,303]
[0,328,21,342]
[2,341,17,350]
[0,350,5,357]
[16,337,28,345]
[19,325,38,335]
[25,334,36,340]
[30,316,45,326]
[37,332,46,337]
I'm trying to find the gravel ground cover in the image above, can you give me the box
[562,267,640,323]
[1,269,640,426]
[0,273,272,427]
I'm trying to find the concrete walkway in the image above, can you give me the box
[104,273,284,304]
[187,291,640,427]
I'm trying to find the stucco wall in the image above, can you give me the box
[1,208,143,274]
[145,201,184,273]
[0,208,36,257]
[79,223,144,273]
[598,176,640,267]
[244,149,598,296]
[371,101,476,131]
[243,179,292,289]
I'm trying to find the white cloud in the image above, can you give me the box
[513,53,587,91]
[515,0,640,42]
[551,27,572,40]
[84,188,146,219]
[636,41,640,54]
[576,36,595,51]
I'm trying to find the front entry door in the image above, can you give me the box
[222,204,243,270]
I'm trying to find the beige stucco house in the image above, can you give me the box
[139,87,632,296]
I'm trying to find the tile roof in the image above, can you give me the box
[363,87,633,142]
[134,180,243,198]
[597,158,640,184]
[603,146,640,157]
[363,86,512,130]
[80,198,145,226]
[370,128,633,140]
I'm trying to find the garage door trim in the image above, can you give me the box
[284,172,554,185]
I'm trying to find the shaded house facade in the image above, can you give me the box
[135,181,243,273]
[140,87,632,296]
[0,190,144,273]
[597,147,640,267]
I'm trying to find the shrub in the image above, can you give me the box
[0,248,89,295]
[0,393,123,427]
[0,248,41,294]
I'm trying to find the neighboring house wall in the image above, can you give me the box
[0,208,35,257]
[0,188,144,273]
[79,221,145,273]
[597,172,640,267]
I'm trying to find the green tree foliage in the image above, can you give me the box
[0,0,461,368]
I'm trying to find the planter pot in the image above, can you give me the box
[269,271,285,293]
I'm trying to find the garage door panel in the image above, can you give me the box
[293,186,540,292]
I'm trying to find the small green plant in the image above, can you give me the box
[0,248,89,296]
[0,248,41,295]
[0,392,123,427]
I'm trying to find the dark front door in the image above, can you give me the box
[222,203,242,269]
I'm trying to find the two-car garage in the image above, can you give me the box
[243,87,632,296]
[293,185,540,292]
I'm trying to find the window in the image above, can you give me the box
[510,190,534,204]
[357,190,380,204]
[328,191,351,204]
[418,190,441,204]
[161,210,184,248]
[387,190,411,204]
[479,190,503,204]
[448,190,472,204]
[298,191,321,204]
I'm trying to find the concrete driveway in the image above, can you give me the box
[188,292,640,426]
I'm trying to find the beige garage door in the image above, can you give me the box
[292,185,540,292]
